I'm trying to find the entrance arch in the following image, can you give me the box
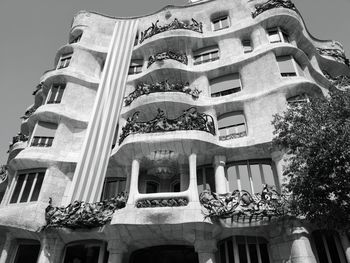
[130,245,199,263]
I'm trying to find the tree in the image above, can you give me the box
[272,88,350,230]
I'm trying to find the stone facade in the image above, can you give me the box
[0,0,349,262]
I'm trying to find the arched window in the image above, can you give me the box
[218,112,247,141]
[218,236,270,263]
[312,231,347,263]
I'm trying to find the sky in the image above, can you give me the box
[0,0,349,165]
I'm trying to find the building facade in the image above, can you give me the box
[0,0,350,262]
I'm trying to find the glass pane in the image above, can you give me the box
[262,164,275,187]
[56,86,65,103]
[197,168,204,193]
[313,232,328,263]
[118,180,126,193]
[205,167,215,192]
[202,53,210,62]
[211,51,219,60]
[213,20,221,31]
[268,30,281,43]
[47,87,58,104]
[146,182,159,193]
[248,244,259,263]
[10,175,25,203]
[251,165,263,193]
[30,172,44,201]
[104,181,118,199]
[194,56,202,64]
[238,165,251,193]
[64,244,100,263]
[238,244,248,263]
[282,31,290,43]
[20,173,36,202]
[259,243,270,263]
[46,137,54,147]
[221,17,229,29]
[227,239,235,263]
[219,243,226,263]
[325,233,342,263]
[227,166,238,191]
[14,244,41,263]
[31,137,40,147]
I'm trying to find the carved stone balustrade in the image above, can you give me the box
[199,185,289,223]
[124,81,201,106]
[323,71,350,90]
[0,165,7,184]
[147,51,188,68]
[119,107,216,144]
[136,197,189,208]
[252,0,297,18]
[140,18,203,44]
[21,106,38,120]
[219,131,247,141]
[317,48,350,67]
[8,133,29,152]
[45,192,128,229]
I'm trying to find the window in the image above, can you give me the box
[70,33,82,44]
[64,242,108,263]
[276,55,303,77]
[193,46,219,65]
[212,16,230,31]
[312,231,346,263]
[57,53,72,69]
[46,84,65,104]
[30,121,58,147]
[227,159,278,194]
[9,170,45,204]
[171,180,180,192]
[218,112,247,140]
[287,94,310,105]
[197,166,215,193]
[134,32,139,46]
[146,181,159,194]
[101,177,126,200]
[242,39,253,53]
[218,236,270,263]
[14,240,41,263]
[267,27,290,43]
[210,73,241,97]
[129,60,143,75]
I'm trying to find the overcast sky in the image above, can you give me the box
[0,0,349,164]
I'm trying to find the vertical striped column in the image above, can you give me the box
[65,19,139,204]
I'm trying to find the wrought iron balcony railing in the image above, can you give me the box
[323,71,350,90]
[140,18,203,44]
[119,107,216,144]
[124,81,201,106]
[147,51,188,68]
[21,106,38,120]
[219,131,247,141]
[199,185,289,223]
[45,192,128,229]
[0,165,7,184]
[136,197,189,208]
[252,0,297,18]
[8,133,29,152]
[317,48,350,67]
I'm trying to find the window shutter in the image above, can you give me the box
[218,113,245,129]
[34,122,58,137]
[210,74,241,95]
[277,56,295,73]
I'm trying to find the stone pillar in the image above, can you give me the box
[127,158,140,205]
[213,156,227,194]
[188,153,199,203]
[195,240,217,263]
[0,233,14,263]
[339,233,350,263]
[107,239,127,263]
[290,227,317,263]
[37,233,65,263]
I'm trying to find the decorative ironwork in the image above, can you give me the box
[0,165,7,184]
[317,48,350,67]
[32,82,47,95]
[219,131,247,141]
[323,71,350,90]
[124,81,201,106]
[136,197,189,208]
[8,133,29,152]
[140,18,203,44]
[252,0,297,18]
[199,185,288,223]
[45,192,128,229]
[21,106,38,120]
[147,51,188,68]
[119,107,216,144]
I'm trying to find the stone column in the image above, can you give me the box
[0,233,14,263]
[127,158,140,205]
[195,240,217,263]
[289,227,317,263]
[339,233,350,263]
[188,153,199,203]
[37,233,65,263]
[107,239,127,263]
[213,156,227,194]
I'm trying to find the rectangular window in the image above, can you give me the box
[267,27,290,43]
[9,170,45,204]
[101,177,126,200]
[242,40,253,53]
[277,55,300,77]
[46,84,65,104]
[218,112,247,140]
[57,53,72,69]
[128,60,143,75]
[14,241,41,263]
[30,121,57,147]
[194,46,219,65]
[210,73,241,97]
[287,94,310,105]
[197,166,215,193]
[212,16,230,31]
[70,33,82,44]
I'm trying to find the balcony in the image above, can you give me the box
[251,0,297,19]
[8,133,28,153]
[317,47,350,67]
[147,50,188,68]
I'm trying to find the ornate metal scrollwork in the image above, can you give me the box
[21,106,38,120]
[252,0,297,18]
[317,48,350,67]
[45,192,128,229]
[0,165,7,184]
[199,185,289,223]
[32,82,47,95]
[119,107,216,144]
[136,197,188,208]
[147,51,188,68]
[8,133,29,152]
[219,131,247,141]
[140,18,203,44]
[323,71,350,90]
[124,81,201,106]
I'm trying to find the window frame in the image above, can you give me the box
[46,84,66,104]
[101,177,126,200]
[63,241,107,263]
[193,46,220,65]
[267,27,290,44]
[13,239,41,263]
[217,112,247,140]
[7,169,46,204]
[128,60,143,75]
[210,73,242,97]
[56,53,73,70]
[242,39,253,53]
[211,16,230,31]
[276,55,303,77]
[312,231,347,263]
[197,165,216,193]
[29,121,58,148]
